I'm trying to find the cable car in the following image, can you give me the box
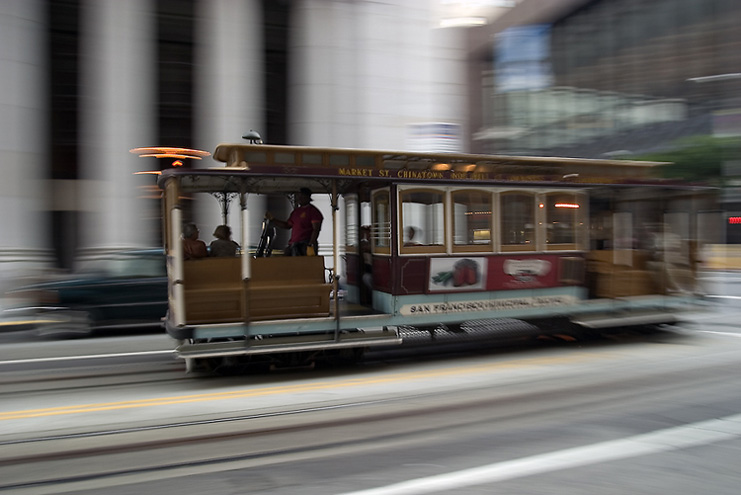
[152,142,714,372]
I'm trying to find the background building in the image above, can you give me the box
[467,0,741,246]
[4,0,739,289]
[1,0,488,289]
[469,0,741,157]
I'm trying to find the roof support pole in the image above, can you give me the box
[241,192,251,340]
[332,180,341,341]
[169,204,185,328]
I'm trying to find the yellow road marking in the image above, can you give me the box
[0,353,599,421]
[0,319,58,327]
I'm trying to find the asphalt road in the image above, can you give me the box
[1,271,740,495]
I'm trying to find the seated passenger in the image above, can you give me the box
[183,222,207,260]
[209,225,240,257]
[404,226,421,246]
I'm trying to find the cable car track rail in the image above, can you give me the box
[1,351,739,494]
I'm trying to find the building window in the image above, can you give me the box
[500,191,536,251]
[452,189,493,252]
[400,188,445,254]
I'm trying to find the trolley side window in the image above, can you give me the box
[452,189,493,253]
[500,191,536,252]
[545,192,586,250]
[400,188,446,254]
[345,194,359,253]
[372,189,391,254]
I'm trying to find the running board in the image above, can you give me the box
[571,311,678,329]
[176,327,401,359]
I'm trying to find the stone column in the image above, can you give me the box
[289,0,358,147]
[289,0,465,151]
[287,0,360,262]
[0,0,53,289]
[287,0,467,264]
[194,0,264,251]
[78,0,156,256]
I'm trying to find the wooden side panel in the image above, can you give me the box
[182,256,331,324]
[585,250,665,297]
[249,256,331,320]
[184,257,244,324]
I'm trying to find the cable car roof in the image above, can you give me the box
[154,143,691,194]
[211,143,666,173]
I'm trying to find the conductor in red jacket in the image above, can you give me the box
[265,187,323,256]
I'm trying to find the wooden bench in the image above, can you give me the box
[586,250,661,297]
[248,256,331,321]
[183,256,331,324]
[184,257,244,324]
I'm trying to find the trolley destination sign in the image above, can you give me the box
[336,166,630,184]
[211,143,669,187]
[210,162,660,187]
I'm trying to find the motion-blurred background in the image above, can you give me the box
[2,0,740,290]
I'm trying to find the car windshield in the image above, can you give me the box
[75,253,165,278]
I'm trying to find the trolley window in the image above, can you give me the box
[452,189,493,253]
[345,194,359,253]
[500,191,536,252]
[400,188,446,254]
[545,192,585,250]
[372,188,391,254]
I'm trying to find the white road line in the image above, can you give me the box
[699,330,741,337]
[338,413,741,495]
[0,350,173,366]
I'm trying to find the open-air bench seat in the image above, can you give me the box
[183,256,331,324]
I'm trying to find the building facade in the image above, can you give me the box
[469,0,741,158]
[0,0,469,288]
[466,0,740,246]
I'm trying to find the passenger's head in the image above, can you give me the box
[213,225,231,240]
[183,222,199,239]
[297,187,312,206]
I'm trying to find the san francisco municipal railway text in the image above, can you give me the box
[400,295,577,316]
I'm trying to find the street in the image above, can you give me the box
[0,272,740,494]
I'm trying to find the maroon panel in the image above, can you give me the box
[396,258,428,295]
[372,257,393,293]
[370,254,578,295]
[345,253,359,285]
[486,254,562,290]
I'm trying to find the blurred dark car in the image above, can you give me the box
[3,249,167,336]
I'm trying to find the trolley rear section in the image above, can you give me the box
[151,143,715,372]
